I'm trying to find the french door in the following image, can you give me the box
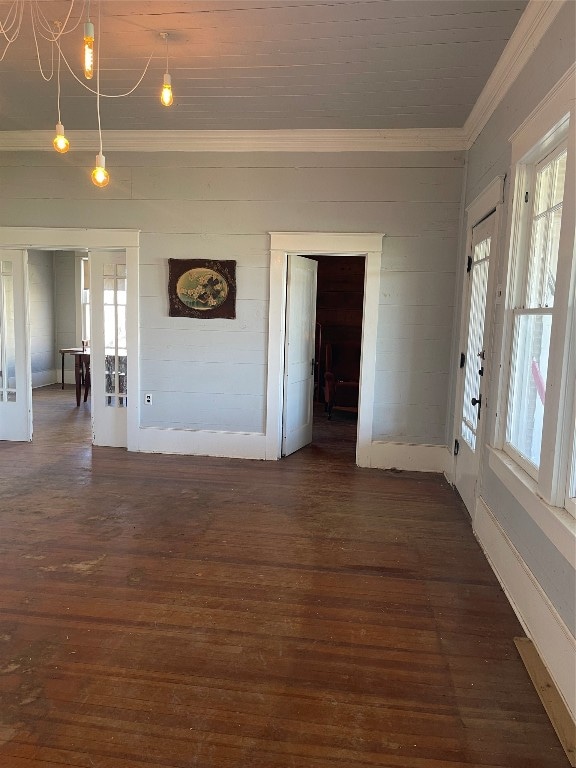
[454,213,497,514]
[0,250,32,441]
[90,250,128,448]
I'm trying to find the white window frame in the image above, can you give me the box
[494,68,576,516]
[504,141,567,480]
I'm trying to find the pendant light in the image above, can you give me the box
[160,32,173,107]
[91,153,109,187]
[91,4,109,188]
[53,35,69,153]
[84,1,94,80]
[53,122,69,153]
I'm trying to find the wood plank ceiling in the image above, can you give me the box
[0,0,528,132]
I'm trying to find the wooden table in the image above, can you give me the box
[59,348,90,406]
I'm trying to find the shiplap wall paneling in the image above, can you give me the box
[27,250,56,388]
[53,251,77,385]
[140,392,265,432]
[0,150,462,445]
[129,166,464,202]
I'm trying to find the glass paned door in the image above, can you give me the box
[454,212,496,515]
[103,263,127,408]
[90,250,128,448]
[0,250,32,441]
[0,259,16,402]
[461,236,490,450]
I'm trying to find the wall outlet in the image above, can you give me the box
[144,394,152,404]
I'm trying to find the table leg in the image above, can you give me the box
[83,355,91,403]
[75,356,82,407]
[61,352,65,389]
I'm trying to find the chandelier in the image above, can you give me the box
[0,0,173,187]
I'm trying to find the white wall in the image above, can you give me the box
[458,2,576,719]
[27,249,56,388]
[53,250,78,384]
[0,150,464,446]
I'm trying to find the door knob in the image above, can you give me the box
[471,394,482,420]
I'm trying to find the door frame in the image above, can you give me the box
[0,227,139,450]
[451,178,505,515]
[267,232,383,465]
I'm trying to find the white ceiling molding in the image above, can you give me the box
[0,128,468,153]
[463,0,566,147]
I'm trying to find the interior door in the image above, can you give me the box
[454,213,497,514]
[90,250,127,448]
[282,255,317,456]
[0,250,32,441]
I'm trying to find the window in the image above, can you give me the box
[499,81,576,514]
[506,146,567,472]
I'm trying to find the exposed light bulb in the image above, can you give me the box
[161,73,173,107]
[91,153,109,188]
[53,122,69,153]
[84,21,94,80]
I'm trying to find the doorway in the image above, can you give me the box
[451,176,504,517]
[267,232,383,466]
[27,249,91,443]
[0,227,139,449]
[282,253,366,458]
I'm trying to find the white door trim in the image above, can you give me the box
[267,232,383,465]
[0,227,139,450]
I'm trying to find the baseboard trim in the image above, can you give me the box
[367,441,450,473]
[514,637,576,766]
[474,497,576,722]
[32,370,57,389]
[136,426,268,460]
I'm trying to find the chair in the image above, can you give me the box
[323,341,360,419]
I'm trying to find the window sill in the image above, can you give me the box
[487,446,575,565]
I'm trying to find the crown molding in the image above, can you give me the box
[464,0,566,147]
[0,128,468,153]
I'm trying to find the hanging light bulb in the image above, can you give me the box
[53,122,69,153]
[160,32,173,107]
[161,73,173,107]
[91,153,109,187]
[53,29,69,154]
[84,20,95,79]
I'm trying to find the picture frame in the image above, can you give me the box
[168,258,236,319]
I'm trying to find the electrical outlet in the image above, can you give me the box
[144,394,152,404]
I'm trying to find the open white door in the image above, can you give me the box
[282,255,317,456]
[90,250,128,448]
[0,250,32,441]
[454,213,497,513]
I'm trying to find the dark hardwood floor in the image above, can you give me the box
[0,385,568,767]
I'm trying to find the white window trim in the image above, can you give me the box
[493,67,576,515]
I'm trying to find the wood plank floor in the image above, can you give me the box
[0,385,569,767]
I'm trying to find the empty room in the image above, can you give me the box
[0,1,574,766]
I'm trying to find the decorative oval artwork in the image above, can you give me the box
[168,259,236,319]
[176,267,229,311]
